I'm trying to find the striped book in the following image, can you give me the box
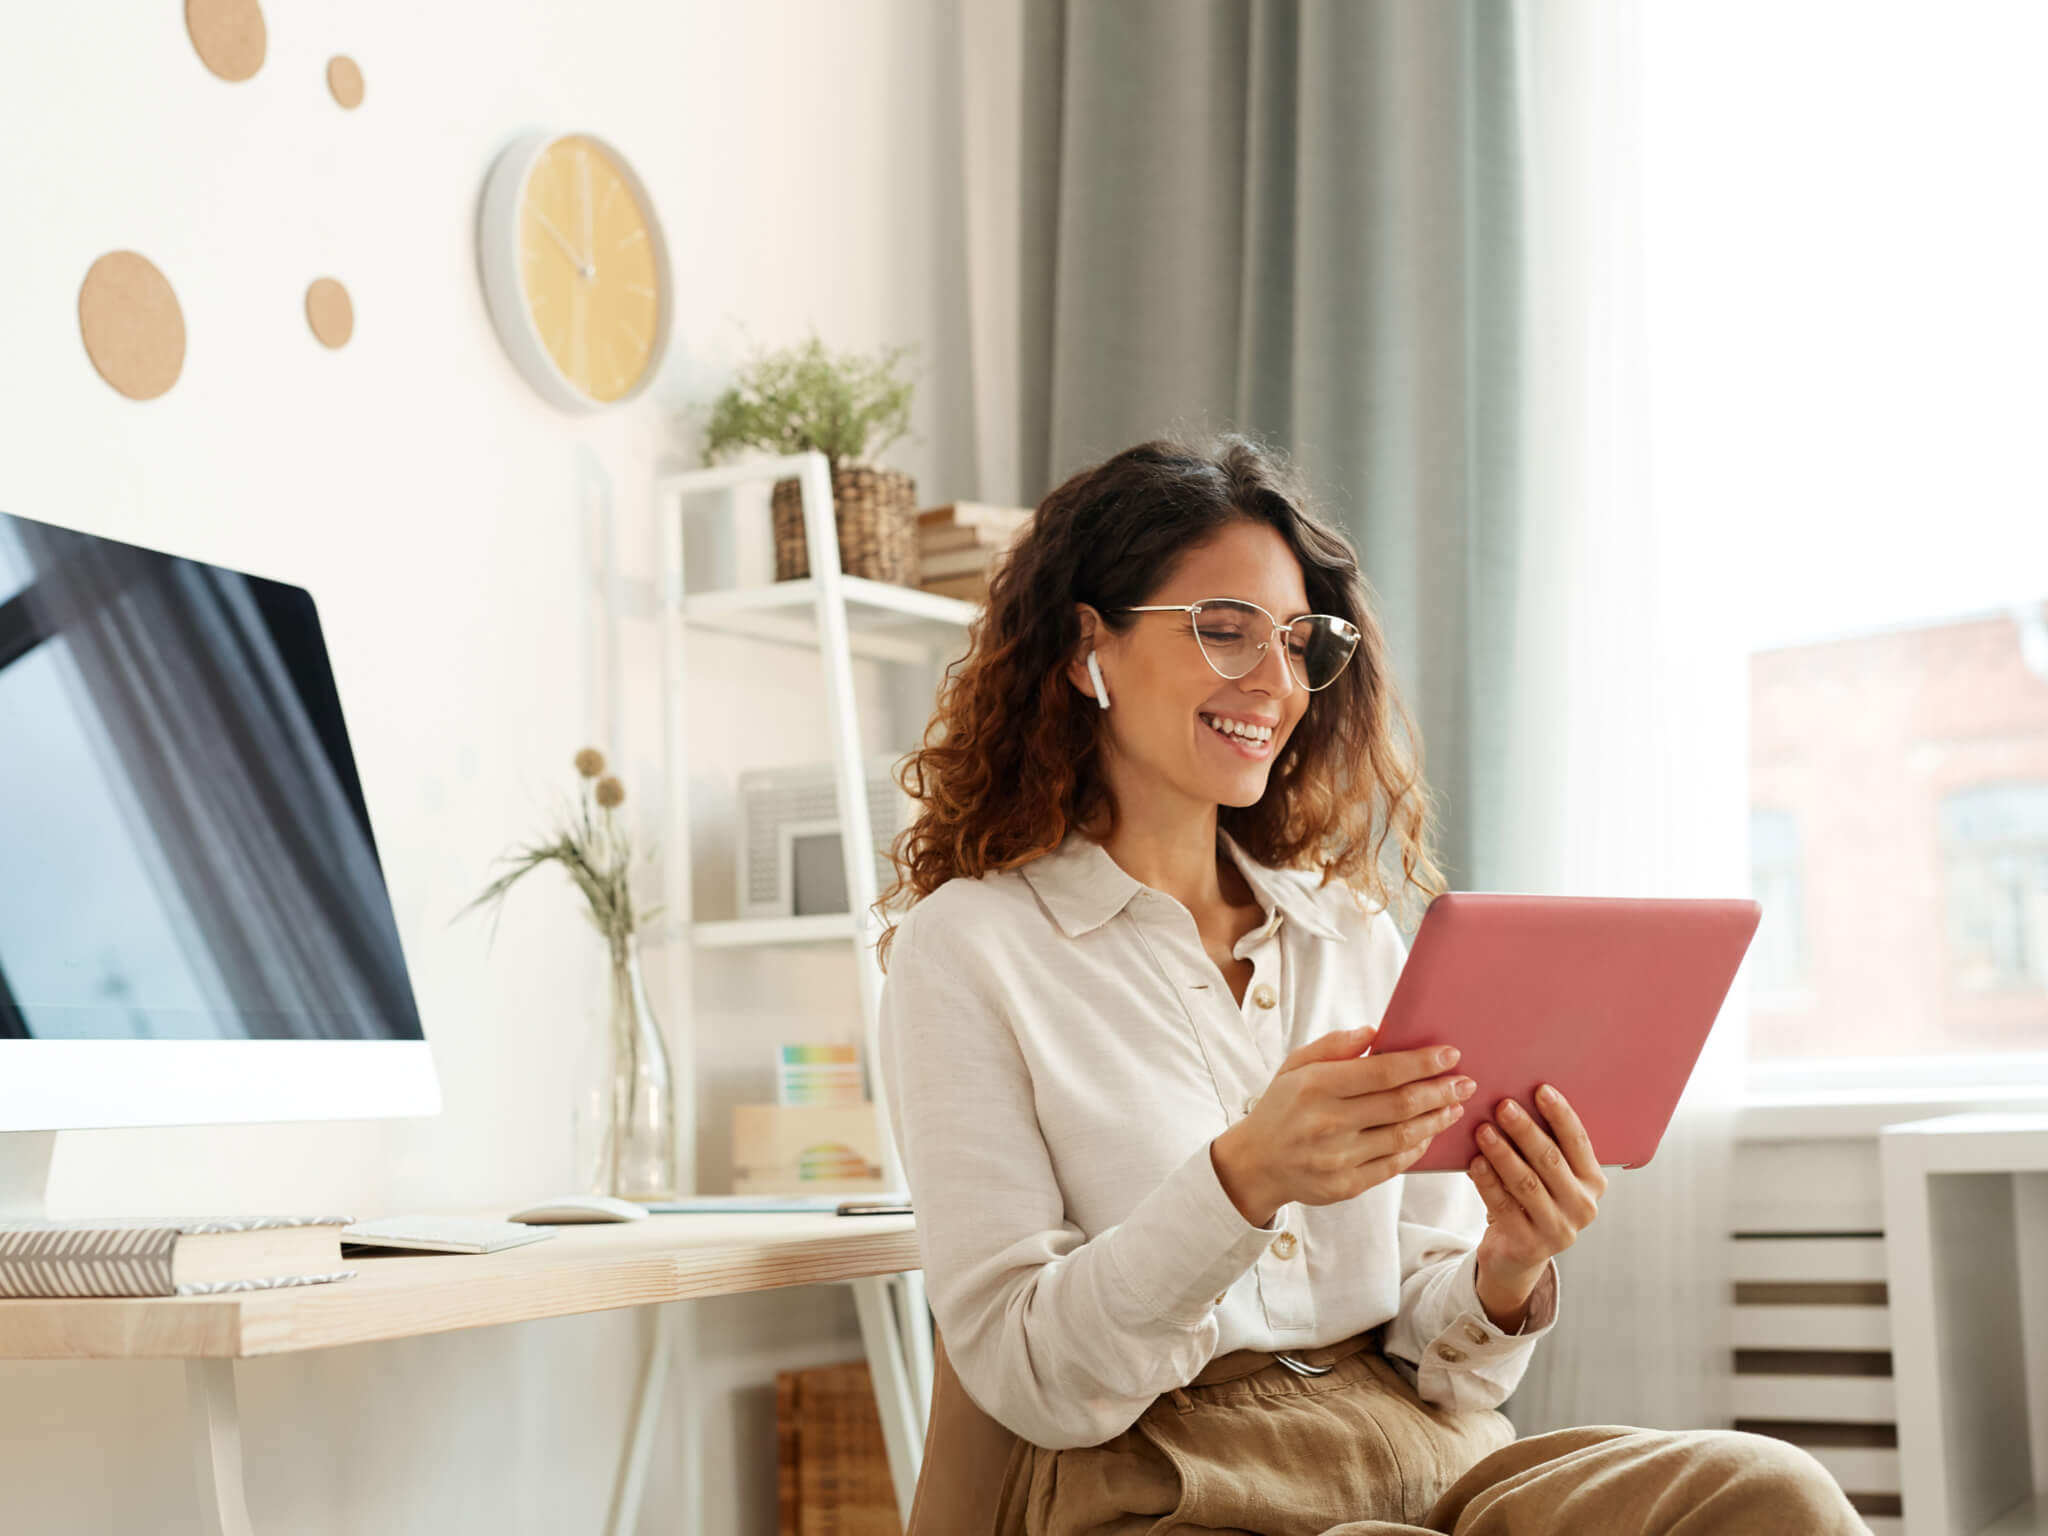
[919,545,1009,580]
[919,525,1011,554]
[0,1215,358,1297]
[916,501,1033,532]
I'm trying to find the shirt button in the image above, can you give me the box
[1269,1231,1298,1260]
[1464,1324,1489,1345]
[1212,1292,1226,1306]
[1243,1093,1260,1115]
[1252,983,1277,1009]
[1437,1343,1466,1363]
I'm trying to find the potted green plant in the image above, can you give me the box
[701,329,922,586]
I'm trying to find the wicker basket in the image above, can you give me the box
[771,463,920,586]
[777,1357,902,1534]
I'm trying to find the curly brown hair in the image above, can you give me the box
[871,428,1447,970]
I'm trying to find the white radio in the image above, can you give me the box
[735,755,915,921]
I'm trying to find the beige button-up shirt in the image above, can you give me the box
[877,825,1561,1450]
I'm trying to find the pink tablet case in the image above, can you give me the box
[1366,893,1761,1171]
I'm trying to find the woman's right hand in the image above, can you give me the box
[1212,1024,1475,1225]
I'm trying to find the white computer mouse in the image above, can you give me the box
[506,1194,651,1224]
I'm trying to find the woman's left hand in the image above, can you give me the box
[1467,1084,1607,1285]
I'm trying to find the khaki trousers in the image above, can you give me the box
[909,1324,1867,1536]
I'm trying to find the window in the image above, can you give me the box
[1942,783,2048,995]
[1646,1,2048,1091]
[1738,616,2048,1082]
[1746,809,1808,1001]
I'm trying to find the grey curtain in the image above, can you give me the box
[997,0,1526,893]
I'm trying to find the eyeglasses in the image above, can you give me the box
[1116,598,1362,691]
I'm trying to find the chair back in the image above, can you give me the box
[903,1326,1026,1536]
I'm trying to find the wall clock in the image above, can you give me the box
[479,130,673,413]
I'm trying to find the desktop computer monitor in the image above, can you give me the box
[0,509,440,1216]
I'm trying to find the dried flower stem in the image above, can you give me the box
[459,749,661,952]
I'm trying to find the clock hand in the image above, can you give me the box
[572,276,585,383]
[533,208,593,280]
[578,150,595,278]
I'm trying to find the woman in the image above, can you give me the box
[874,433,1860,1534]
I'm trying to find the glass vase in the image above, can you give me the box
[599,935,679,1201]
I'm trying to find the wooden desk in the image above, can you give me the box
[0,1209,927,1535]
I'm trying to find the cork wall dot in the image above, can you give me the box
[327,55,364,109]
[305,278,354,348]
[186,0,267,82]
[79,252,186,401]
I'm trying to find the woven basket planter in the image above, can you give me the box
[771,462,919,587]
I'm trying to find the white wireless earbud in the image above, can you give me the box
[1086,649,1111,710]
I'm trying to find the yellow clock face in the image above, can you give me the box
[518,135,661,404]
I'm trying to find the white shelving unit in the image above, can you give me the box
[1880,1112,2048,1536]
[640,450,973,1532]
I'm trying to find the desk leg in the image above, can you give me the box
[186,1359,255,1536]
[853,1274,923,1524]
[609,1301,700,1536]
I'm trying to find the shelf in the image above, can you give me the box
[654,448,937,1508]
[693,914,862,948]
[687,910,908,950]
[678,576,980,664]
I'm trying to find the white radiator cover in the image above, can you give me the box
[1730,1133,1899,1533]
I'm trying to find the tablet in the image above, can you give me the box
[1366,892,1761,1172]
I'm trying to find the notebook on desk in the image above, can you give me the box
[339,1216,560,1255]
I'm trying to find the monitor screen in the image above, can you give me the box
[0,511,425,1043]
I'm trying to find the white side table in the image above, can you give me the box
[1879,1112,2048,1535]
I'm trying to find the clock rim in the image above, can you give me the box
[479,128,674,414]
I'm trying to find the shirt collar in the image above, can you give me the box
[1019,825,1345,942]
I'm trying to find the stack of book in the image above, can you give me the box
[777,1043,863,1107]
[731,1102,890,1196]
[917,502,1034,603]
[0,1214,357,1297]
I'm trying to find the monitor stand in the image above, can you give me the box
[0,1130,56,1220]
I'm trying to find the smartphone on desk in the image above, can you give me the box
[837,1199,913,1215]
